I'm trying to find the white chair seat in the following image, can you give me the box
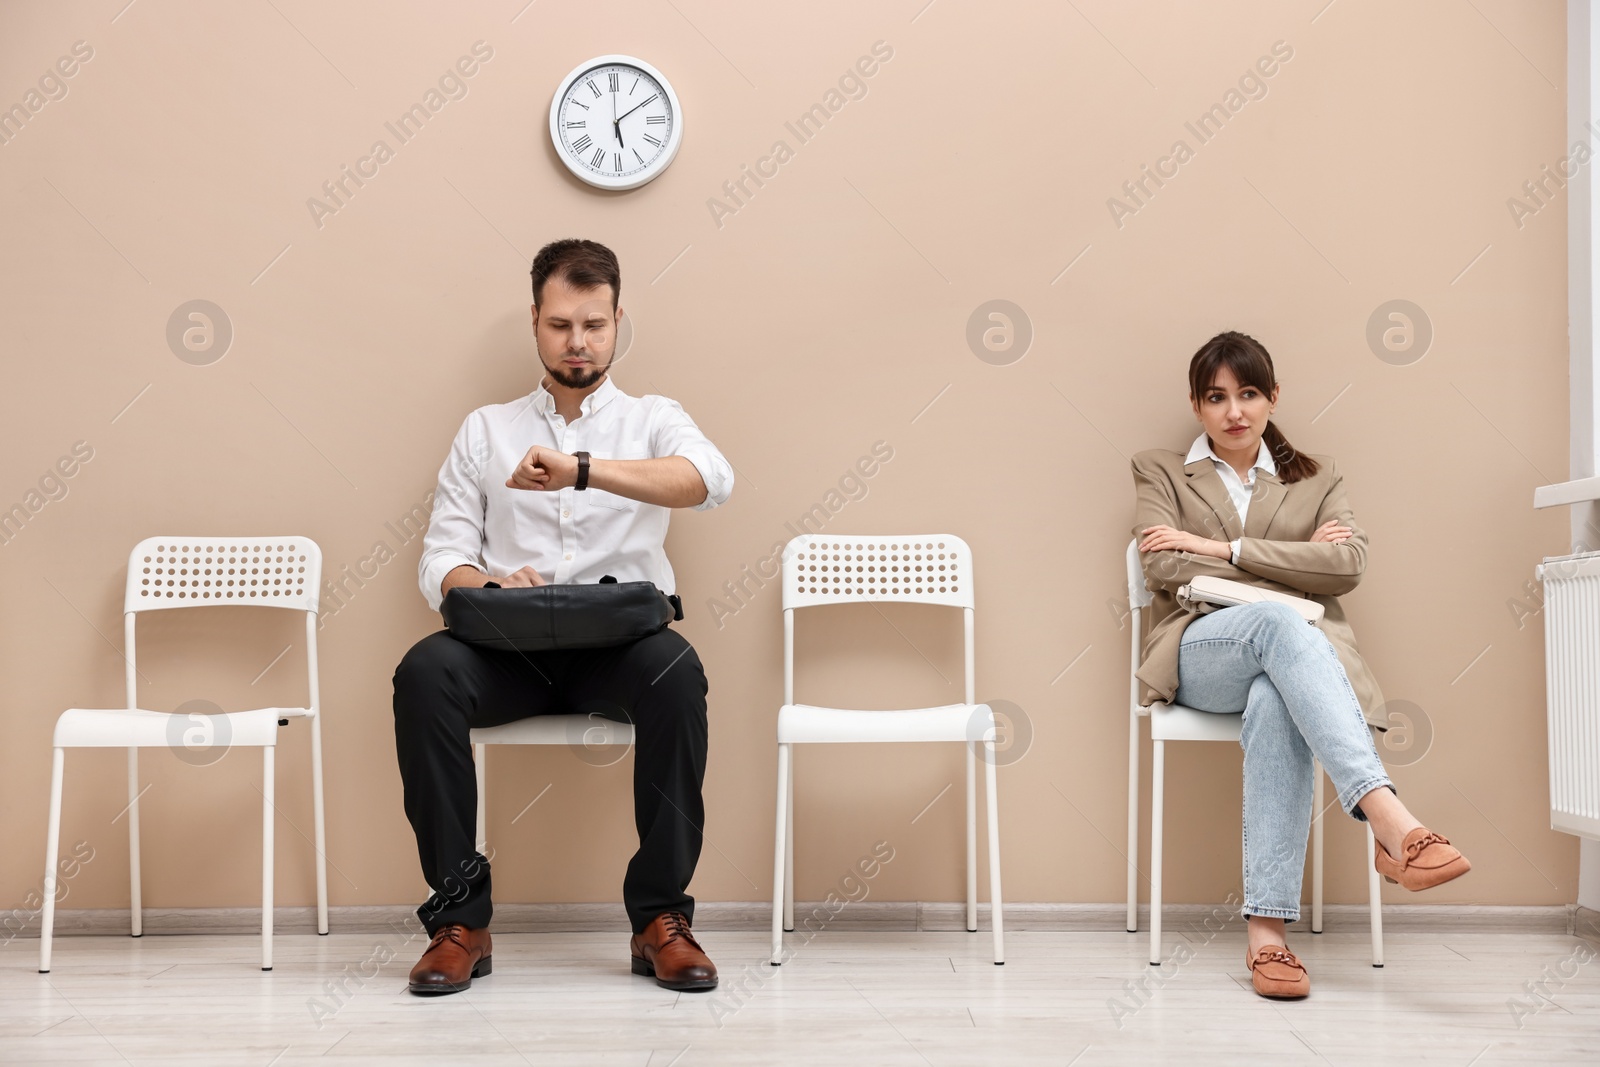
[470,714,634,746]
[777,702,991,744]
[53,706,298,749]
[1141,702,1242,743]
[471,714,636,854]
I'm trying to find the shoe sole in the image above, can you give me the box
[1252,983,1310,999]
[408,955,492,995]
[1379,857,1472,891]
[631,955,718,991]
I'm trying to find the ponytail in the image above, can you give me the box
[1261,419,1318,483]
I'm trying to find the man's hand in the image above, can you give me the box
[506,446,580,492]
[441,563,546,601]
[1138,524,1231,560]
[493,565,547,588]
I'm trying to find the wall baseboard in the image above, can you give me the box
[7,901,1593,940]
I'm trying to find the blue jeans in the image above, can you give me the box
[1172,601,1393,921]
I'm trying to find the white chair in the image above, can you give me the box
[40,536,329,973]
[471,717,634,855]
[1124,538,1383,966]
[771,534,1003,966]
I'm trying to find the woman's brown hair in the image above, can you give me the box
[1188,331,1319,484]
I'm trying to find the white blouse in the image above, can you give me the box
[1185,432,1276,564]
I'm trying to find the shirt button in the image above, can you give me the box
[565,553,573,560]
[562,509,570,517]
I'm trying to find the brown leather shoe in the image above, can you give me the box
[1375,827,1472,891]
[1247,945,1309,999]
[629,911,717,991]
[408,924,492,995]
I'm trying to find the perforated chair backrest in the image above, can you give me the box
[126,536,322,614]
[781,534,973,610]
[780,533,977,708]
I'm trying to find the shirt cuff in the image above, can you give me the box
[677,448,733,511]
[421,555,483,614]
[1229,538,1242,565]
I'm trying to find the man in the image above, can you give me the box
[392,238,732,996]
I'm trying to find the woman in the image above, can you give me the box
[1131,330,1471,999]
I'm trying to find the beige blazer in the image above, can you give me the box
[1129,448,1387,730]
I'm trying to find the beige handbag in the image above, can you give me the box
[1176,574,1325,626]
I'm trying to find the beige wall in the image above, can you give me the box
[0,0,1578,920]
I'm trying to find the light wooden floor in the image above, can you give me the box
[4,924,1599,1065]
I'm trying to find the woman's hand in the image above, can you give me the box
[1309,519,1352,544]
[1138,525,1231,560]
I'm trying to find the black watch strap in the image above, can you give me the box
[574,451,591,491]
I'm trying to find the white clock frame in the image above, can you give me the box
[548,54,683,191]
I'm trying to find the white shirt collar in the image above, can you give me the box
[1186,432,1276,479]
[530,374,620,418]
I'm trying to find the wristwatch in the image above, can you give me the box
[574,451,591,491]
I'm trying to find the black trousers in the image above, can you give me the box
[392,626,709,936]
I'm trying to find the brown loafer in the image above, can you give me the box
[1247,945,1309,999]
[629,911,718,991]
[1375,827,1472,891]
[408,923,492,995]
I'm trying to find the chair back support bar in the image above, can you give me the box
[1126,538,1154,610]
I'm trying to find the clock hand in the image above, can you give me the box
[612,90,624,148]
[615,94,657,123]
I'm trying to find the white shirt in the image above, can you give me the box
[1185,432,1276,565]
[417,376,733,613]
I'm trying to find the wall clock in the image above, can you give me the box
[549,55,682,190]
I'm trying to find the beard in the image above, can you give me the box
[540,347,610,389]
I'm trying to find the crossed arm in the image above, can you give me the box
[1130,452,1368,598]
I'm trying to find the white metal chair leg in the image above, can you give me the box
[262,746,275,971]
[473,743,487,856]
[783,749,794,932]
[771,743,790,964]
[1149,739,1164,965]
[984,739,1004,964]
[310,712,329,935]
[965,743,978,933]
[39,748,64,973]
[127,747,142,938]
[1126,708,1140,933]
[1312,760,1325,934]
[1367,824,1384,967]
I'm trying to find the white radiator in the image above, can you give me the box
[1537,551,1600,840]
